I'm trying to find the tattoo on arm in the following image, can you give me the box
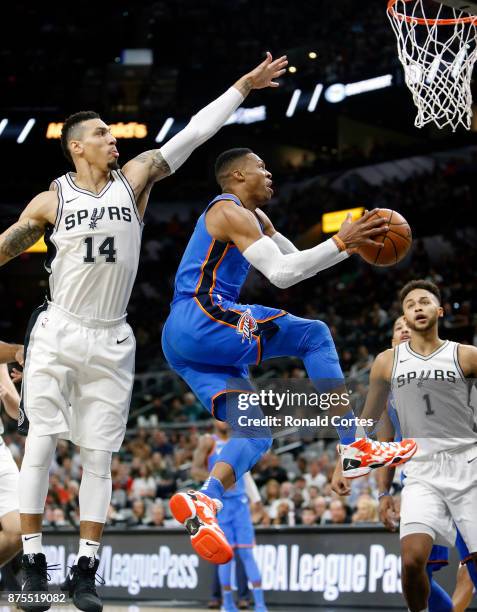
[235,76,253,97]
[0,221,43,259]
[133,149,171,179]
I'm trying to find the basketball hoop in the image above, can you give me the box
[387,0,477,130]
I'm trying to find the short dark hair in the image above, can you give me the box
[400,279,441,305]
[61,111,100,165]
[214,147,253,186]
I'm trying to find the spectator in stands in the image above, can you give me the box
[304,459,327,489]
[312,496,329,525]
[151,430,174,456]
[144,503,166,527]
[256,453,288,487]
[352,495,379,524]
[326,500,351,525]
[128,499,148,527]
[300,507,318,526]
[130,464,157,499]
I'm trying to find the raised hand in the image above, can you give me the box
[235,52,288,96]
[248,52,288,89]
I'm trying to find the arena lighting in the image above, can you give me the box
[0,118,8,136]
[225,105,266,125]
[155,117,174,143]
[307,84,324,112]
[308,51,318,59]
[322,207,365,234]
[46,121,148,139]
[324,74,393,104]
[17,118,36,143]
[286,89,302,118]
[288,66,297,73]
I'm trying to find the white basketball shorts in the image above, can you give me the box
[0,441,19,518]
[400,443,477,552]
[20,302,136,452]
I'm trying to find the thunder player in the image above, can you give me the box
[192,422,266,612]
[164,148,416,564]
[0,53,287,612]
[359,280,477,612]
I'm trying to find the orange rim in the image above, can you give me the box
[387,0,477,25]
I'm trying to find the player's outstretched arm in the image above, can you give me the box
[122,53,288,209]
[0,191,57,266]
[456,344,477,377]
[210,205,389,289]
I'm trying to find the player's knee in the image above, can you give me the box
[402,549,427,575]
[250,436,272,457]
[305,319,335,352]
[22,434,57,470]
[80,448,112,479]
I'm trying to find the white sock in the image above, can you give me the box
[76,538,100,563]
[22,533,42,555]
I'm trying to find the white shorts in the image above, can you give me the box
[0,442,19,518]
[400,443,477,551]
[21,302,136,452]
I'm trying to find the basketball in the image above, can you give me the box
[358,208,412,267]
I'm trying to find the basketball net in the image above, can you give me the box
[387,0,477,130]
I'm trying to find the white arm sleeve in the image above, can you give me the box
[160,87,244,173]
[243,235,349,289]
[244,472,261,504]
[271,231,299,254]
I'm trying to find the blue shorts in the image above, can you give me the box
[162,296,284,416]
[162,295,342,417]
[218,494,255,548]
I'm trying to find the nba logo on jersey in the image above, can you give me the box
[236,309,258,344]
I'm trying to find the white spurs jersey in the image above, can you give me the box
[46,171,142,320]
[391,340,477,459]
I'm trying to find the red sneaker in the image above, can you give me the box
[169,490,233,564]
[339,438,417,479]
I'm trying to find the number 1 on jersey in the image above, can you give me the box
[423,393,435,416]
[83,236,117,263]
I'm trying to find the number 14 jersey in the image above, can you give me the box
[391,340,477,459]
[46,170,142,320]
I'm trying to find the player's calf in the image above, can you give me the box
[169,491,233,565]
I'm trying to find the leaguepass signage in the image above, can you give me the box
[39,527,474,608]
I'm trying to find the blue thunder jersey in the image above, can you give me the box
[172,194,250,304]
[207,435,246,499]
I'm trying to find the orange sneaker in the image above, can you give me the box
[169,490,233,564]
[339,438,417,479]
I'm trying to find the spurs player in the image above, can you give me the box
[0,342,23,569]
[361,280,477,612]
[0,53,287,612]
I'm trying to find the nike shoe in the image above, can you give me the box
[19,553,50,612]
[169,490,233,564]
[60,556,103,612]
[339,438,417,479]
